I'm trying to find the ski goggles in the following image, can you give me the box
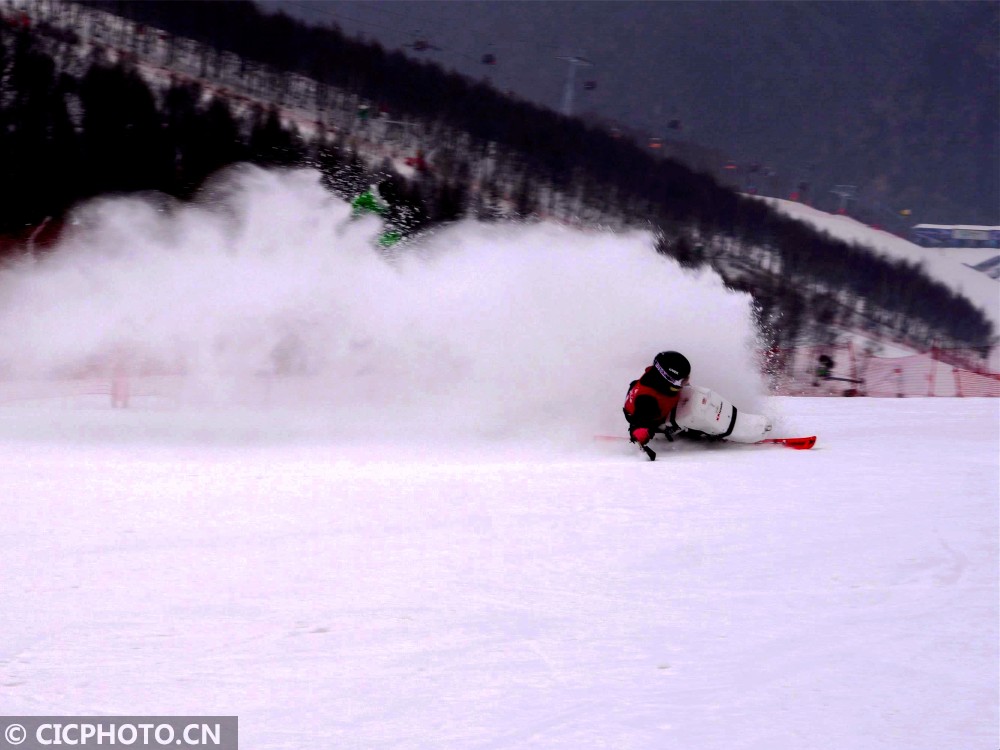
[654,360,686,389]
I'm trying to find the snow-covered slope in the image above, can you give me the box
[759,197,1000,328]
[0,166,996,750]
[0,398,996,750]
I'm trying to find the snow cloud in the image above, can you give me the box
[0,166,768,438]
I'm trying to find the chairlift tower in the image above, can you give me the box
[557,55,593,117]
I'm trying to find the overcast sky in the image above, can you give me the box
[253,2,989,145]
[255,1,999,223]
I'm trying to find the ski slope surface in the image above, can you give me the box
[0,168,997,749]
[759,197,1000,329]
[0,398,996,750]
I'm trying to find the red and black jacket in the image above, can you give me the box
[623,366,681,437]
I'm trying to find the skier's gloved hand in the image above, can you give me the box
[630,427,652,446]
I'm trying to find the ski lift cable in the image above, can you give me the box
[263,0,578,73]
[266,1,464,63]
[337,0,563,56]
[272,0,462,45]
[272,0,400,36]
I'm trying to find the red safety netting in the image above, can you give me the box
[770,343,1000,397]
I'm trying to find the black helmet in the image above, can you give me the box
[652,351,691,390]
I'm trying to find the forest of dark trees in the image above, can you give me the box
[0,1,994,355]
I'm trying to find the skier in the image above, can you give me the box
[623,351,772,447]
[350,182,403,248]
[812,354,835,386]
[351,183,388,218]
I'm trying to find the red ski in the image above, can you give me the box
[756,435,817,450]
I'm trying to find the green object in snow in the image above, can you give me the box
[378,229,403,248]
[351,188,388,217]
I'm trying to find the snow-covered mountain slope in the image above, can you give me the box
[759,197,999,327]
